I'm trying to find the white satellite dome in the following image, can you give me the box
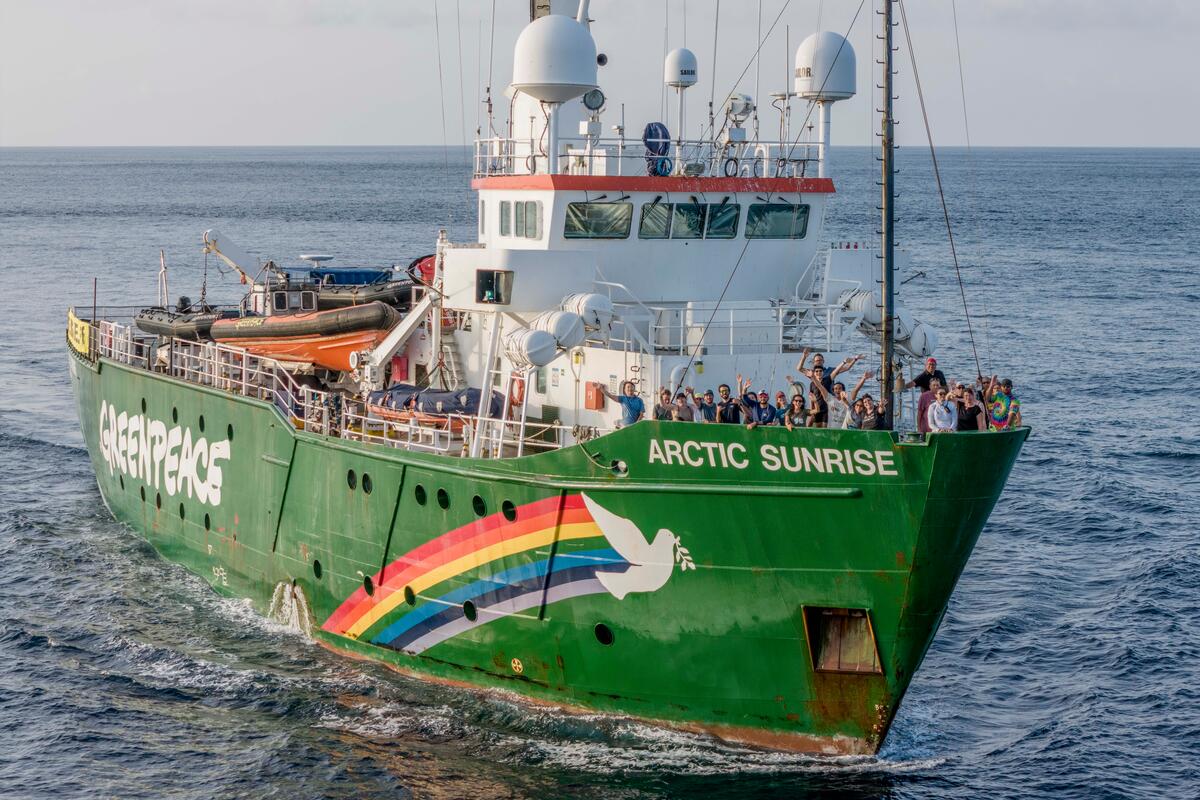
[794,32,856,101]
[512,14,598,103]
[664,47,699,88]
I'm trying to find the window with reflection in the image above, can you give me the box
[671,203,706,239]
[563,202,633,239]
[638,202,672,239]
[705,203,740,238]
[745,203,810,239]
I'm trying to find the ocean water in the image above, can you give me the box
[1,145,1198,799]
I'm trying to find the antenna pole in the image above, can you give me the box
[880,0,897,429]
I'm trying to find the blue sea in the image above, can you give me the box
[1,146,1197,799]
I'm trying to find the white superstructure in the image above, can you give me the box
[219,2,938,455]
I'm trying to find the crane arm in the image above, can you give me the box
[201,229,261,284]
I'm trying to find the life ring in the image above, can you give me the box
[509,375,526,409]
[723,157,739,177]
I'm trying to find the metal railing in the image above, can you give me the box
[82,313,597,459]
[604,300,867,357]
[474,136,819,180]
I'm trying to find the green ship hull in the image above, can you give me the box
[67,341,1026,754]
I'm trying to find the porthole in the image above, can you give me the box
[199,415,205,432]
[472,495,486,517]
[140,398,147,414]
[347,469,357,490]
[501,500,517,522]
[178,503,186,521]
[463,600,478,622]
[363,575,375,596]
[594,623,614,646]
[611,460,628,476]
[204,513,211,531]
[118,475,125,491]
[171,407,178,424]
[362,474,373,495]
[437,488,450,510]
[414,484,427,505]
[227,423,234,441]
[404,585,416,605]
[140,486,146,503]
[313,559,323,579]
[155,492,162,510]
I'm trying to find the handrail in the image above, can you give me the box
[474,135,820,179]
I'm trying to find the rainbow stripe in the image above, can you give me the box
[323,494,629,651]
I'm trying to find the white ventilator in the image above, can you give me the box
[794,32,856,178]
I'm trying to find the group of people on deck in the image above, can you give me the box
[600,348,1021,433]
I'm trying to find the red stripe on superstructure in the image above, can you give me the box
[323,494,587,630]
[471,174,835,194]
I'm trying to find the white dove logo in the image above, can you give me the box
[581,493,695,600]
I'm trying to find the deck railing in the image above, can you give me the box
[76,311,600,458]
[474,136,819,180]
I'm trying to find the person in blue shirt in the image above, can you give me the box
[600,380,645,427]
[741,389,778,429]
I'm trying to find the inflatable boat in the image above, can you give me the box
[210,302,402,371]
[134,307,239,340]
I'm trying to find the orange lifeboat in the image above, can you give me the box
[210,302,401,372]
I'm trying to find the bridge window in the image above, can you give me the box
[563,202,633,239]
[639,202,739,240]
[500,200,540,239]
[638,202,671,239]
[671,203,706,239]
[746,203,810,239]
[706,203,740,238]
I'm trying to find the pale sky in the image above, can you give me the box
[1,0,1196,148]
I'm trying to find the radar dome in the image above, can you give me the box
[512,14,598,103]
[664,48,698,88]
[794,32,856,101]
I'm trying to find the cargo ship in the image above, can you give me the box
[66,1,1026,754]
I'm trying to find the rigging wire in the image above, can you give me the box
[753,0,762,139]
[433,0,450,172]
[701,0,791,145]
[487,0,497,136]
[951,0,991,368]
[896,0,982,379]
[709,0,720,132]
[674,0,867,393]
[661,2,670,121]
[456,0,468,163]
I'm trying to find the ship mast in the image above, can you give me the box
[879,0,897,429]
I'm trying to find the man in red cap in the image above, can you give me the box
[906,356,947,393]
